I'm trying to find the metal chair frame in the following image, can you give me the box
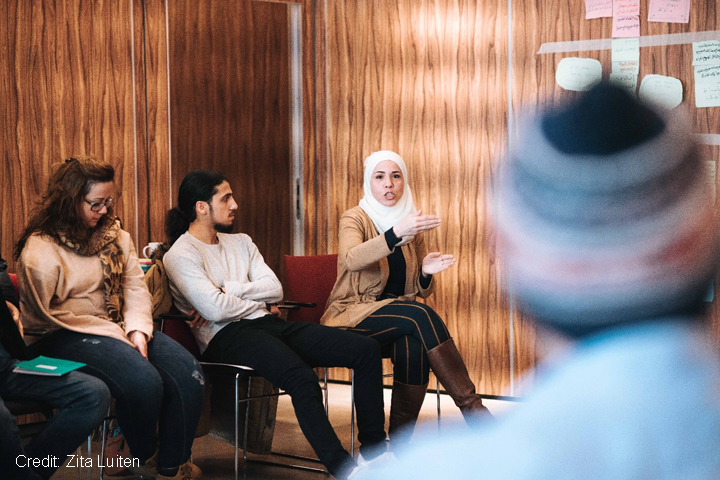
[160,318,328,479]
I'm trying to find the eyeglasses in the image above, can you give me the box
[84,196,114,212]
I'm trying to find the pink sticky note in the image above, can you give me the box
[614,0,640,16]
[613,15,640,37]
[648,0,690,23]
[585,0,613,19]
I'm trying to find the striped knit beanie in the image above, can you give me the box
[493,84,720,337]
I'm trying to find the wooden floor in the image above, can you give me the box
[50,383,515,479]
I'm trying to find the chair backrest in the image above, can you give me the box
[283,254,338,324]
[161,311,202,359]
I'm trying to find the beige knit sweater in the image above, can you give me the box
[19,232,154,347]
[320,206,434,328]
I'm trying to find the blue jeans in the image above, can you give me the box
[0,356,111,480]
[30,330,205,470]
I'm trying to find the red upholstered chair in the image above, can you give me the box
[283,254,338,325]
[283,254,441,455]
[9,273,19,300]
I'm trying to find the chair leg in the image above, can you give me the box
[235,373,239,480]
[350,369,355,457]
[244,377,251,466]
[99,417,109,480]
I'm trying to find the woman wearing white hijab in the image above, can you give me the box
[321,150,491,451]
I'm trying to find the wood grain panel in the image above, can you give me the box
[166,0,292,277]
[1,0,140,270]
[133,0,173,246]
[316,0,511,394]
[302,0,330,255]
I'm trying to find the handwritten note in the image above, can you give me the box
[612,38,640,62]
[614,0,640,16]
[695,65,720,82]
[555,58,603,92]
[609,73,638,94]
[693,41,720,67]
[612,60,640,74]
[638,74,683,110]
[648,0,690,23]
[694,65,720,108]
[612,16,640,38]
[585,0,613,18]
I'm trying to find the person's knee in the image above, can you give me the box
[348,334,382,363]
[279,366,323,398]
[0,402,19,434]
[79,376,111,416]
[113,366,164,409]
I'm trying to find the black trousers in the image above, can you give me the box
[201,315,386,476]
[348,301,450,385]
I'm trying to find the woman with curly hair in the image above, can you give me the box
[16,156,204,480]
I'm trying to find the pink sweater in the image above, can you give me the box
[19,232,154,347]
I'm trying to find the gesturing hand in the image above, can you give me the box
[422,252,456,276]
[393,210,441,238]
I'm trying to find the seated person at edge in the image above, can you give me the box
[375,85,720,479]
[15,156,205,480]
[0,254,110,480]
[162,170,389,479]
[321,150,490,450]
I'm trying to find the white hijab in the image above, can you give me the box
[358,150,415,246]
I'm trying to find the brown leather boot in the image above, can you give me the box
[426,339,492,427]
[388,381,428,449]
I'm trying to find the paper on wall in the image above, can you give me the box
[613,0,640,16]
[611,38,640,74]
[612,16,640,38]
[609,73,638,94]
[638,74,683,109]
[647,0,690,23]
[611,38,640,62]
[585,0,613,19]
[693,41,720,67]
[612,60,640,74]
[694,65,720,108]
[555,58,603,91]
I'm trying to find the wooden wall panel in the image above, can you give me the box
[133,0,172,246]
[166,0,292,276]
[1,0,141,270]
[302,0,330,255]
[313,0,511,394]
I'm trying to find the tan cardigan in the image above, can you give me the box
[320,206,434,328]
[19,232,155,347]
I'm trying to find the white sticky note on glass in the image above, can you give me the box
[612,38,640,62]
[555,58,603,92]
[693,41,720,67]
[695,81,720,108]
[609,73,638,95]
[612,60,639,74]
[694,65,720,108]
[638,74,683,110]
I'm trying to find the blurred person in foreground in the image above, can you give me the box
[370,84,720,479]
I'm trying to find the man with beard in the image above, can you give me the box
[163,170,390,479]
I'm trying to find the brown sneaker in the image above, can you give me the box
[157,461,202,480]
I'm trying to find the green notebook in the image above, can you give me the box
[13,356,86,376]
